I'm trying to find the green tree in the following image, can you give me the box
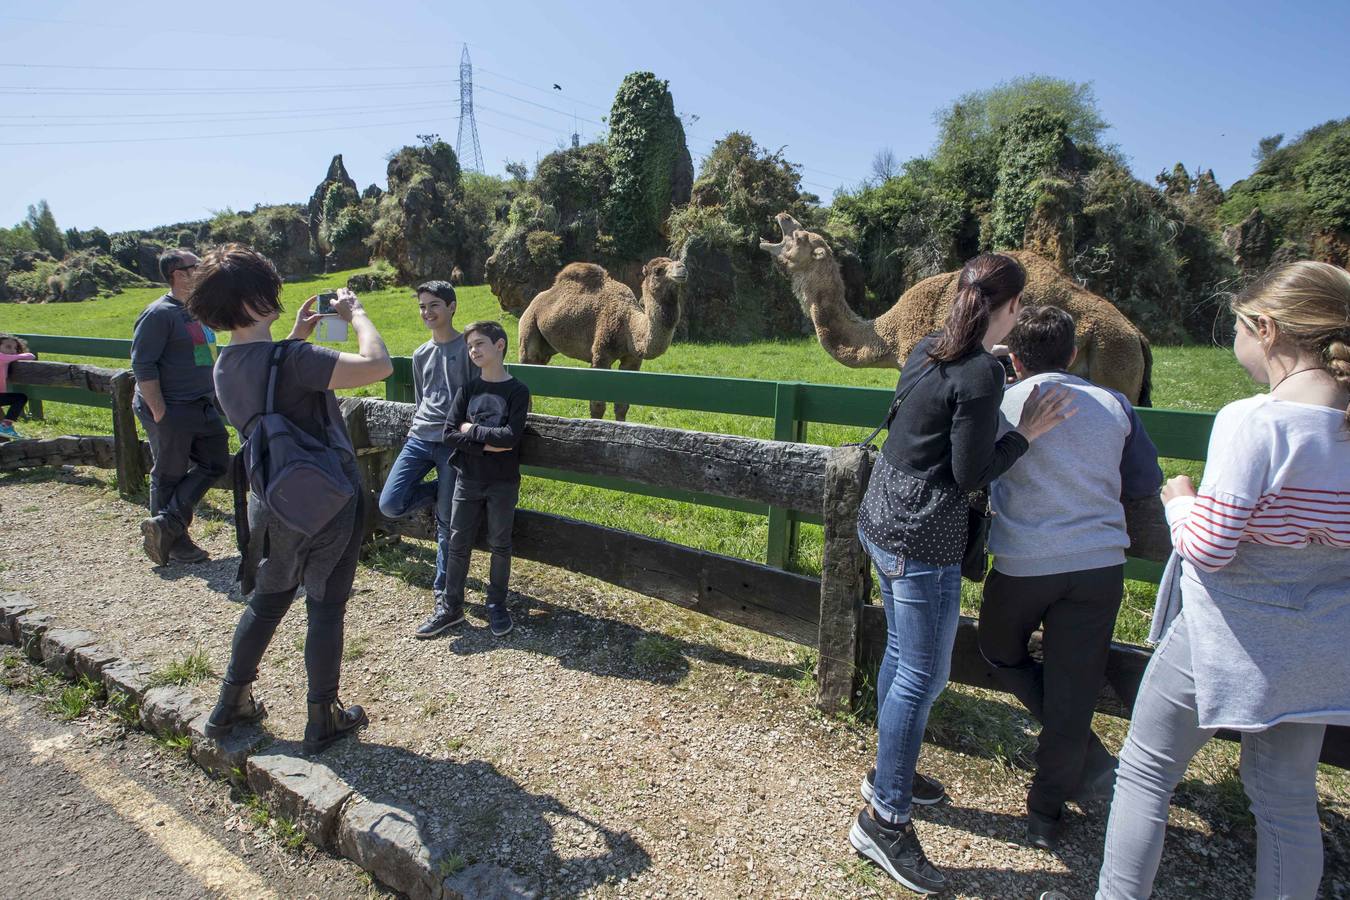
[671,131,817,245]
[23,200,66,259]
[604,72,693,257]
[990,106,1073,249]
[1298,130,1350,231]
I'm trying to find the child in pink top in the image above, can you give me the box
[0,333,36,440]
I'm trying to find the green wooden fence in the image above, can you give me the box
[13,332,1215,581]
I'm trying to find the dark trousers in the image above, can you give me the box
[0,392,26,421]
[979,564,1124,817]
[224,492,365,704]
[442,477,519,606]
[134,395,230,528]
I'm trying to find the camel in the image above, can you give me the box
[760,213,1154,405]
[518,257,687,420]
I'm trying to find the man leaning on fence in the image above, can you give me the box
[130,248,230,567]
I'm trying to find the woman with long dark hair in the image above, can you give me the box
[849,253,1075,893]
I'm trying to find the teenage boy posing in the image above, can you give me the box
[415,321,530,639]
[979,306,1163,851]
[378,281,476,616]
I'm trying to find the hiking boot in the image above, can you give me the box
[1027,809,1063,851]
[848,807,945,894]
[414,597,465,639]
[169,533,210,564]
[203,681,267,738]
[861,767,947,806]
[303,699,368,755]
[139,514,183,567]
[486,601,513,637]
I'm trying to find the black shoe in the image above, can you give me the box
[169,533,210,564]
[203,681,267,738]
[414,598,465,639]
[486,601,513,637]
[1027,809,1062,851]
[302,699,368,754]
[860,767,947,806]
[848,808,945,894]
[140,514,182,567]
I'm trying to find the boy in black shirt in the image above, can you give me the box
[415,321,530,638]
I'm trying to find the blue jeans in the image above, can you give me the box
[378,436,457,599]
[861,530,962,823]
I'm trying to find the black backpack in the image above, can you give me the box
[237,341,354,537]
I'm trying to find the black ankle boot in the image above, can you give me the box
[303,699,368,755]
[203,681,267,738]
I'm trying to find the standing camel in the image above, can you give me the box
[517,257,686,420]
[760,213,1154,405]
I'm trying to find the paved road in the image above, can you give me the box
[0,684,383,900]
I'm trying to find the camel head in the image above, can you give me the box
[760,212,834,274]
[641,256,688,292]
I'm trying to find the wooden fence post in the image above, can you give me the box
[766,382,806,569]
[816,444,873,714]
[110,371,146,502]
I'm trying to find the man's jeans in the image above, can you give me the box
[860,530,962,823]
[1097,614,1327,899]
[378,436,456,599]
[441,477,519,607]
[133,394,230,529]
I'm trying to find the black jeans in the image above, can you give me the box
[0,392,26,422]
[134,395,230,528]
[224,491,365,704]
[441,477,519,606]
[978,564,1124,817]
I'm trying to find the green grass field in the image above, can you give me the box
[4,267,1258,644]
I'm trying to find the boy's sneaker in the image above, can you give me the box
[848,807,946,894]
[486,601,513,637]
[861,767,948,806]
[414,598,465,639]
[0,421,19,440]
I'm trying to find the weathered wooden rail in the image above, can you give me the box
[5,359,1347,768]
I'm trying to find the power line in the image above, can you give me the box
[0,116,446,147]
[0,61,458,73]
[1,101,455,128]
[475,66,611,112]
[0,80,457,97]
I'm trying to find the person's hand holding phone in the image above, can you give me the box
[288,296,324,341]
[331,288,363,323]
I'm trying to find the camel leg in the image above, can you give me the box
[589,355,615,419]
[517,307,556,365]
[614,357,642,422]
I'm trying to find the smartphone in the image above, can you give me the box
[316,291,339,316]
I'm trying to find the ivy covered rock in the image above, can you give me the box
[3,250,149,303]
[485,196,563,315]
[370,141,468,283]
[207,206,316,277]
[604,72,693,259]
[307,154,371,272]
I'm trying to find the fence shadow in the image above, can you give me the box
[309,736,652,897]
[363,537,804,687]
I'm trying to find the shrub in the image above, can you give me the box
[604,72,693,258]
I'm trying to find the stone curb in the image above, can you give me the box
[0,593,533,900]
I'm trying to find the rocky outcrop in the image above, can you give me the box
[1223,208,1274,274]
[308,155,368,272]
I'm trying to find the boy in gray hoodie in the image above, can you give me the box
[979,306,1162,851]
[376,281,476,634]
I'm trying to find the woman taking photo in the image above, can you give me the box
[1097,262,1350,899]
[186,244,393,754]
[849,253,1075,893]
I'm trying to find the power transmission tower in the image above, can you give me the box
[456,44,484,173]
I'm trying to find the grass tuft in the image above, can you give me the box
[149,649,215,687]
[631,635,682,670]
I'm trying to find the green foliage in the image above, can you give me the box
[371,140,469,282]
[149,648,215,687]
[631,635,682,670]
[523,229,562,268]
[1297,130,1350,231]
[24,199,66,259]
[533,142,613,260]
[933,75,1110,200]
[605,72,693,258]
[48,675,104,721]
[678,132,816,244]
[208,205,315,275]
[990,105,1072,249]
[1221,118,1350,247]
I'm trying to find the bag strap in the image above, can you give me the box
[854,361,939,448]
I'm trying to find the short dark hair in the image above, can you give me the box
[463,320,508,352]
[186,243,284,331]
[416,280,456,305]
[159,248,196,283]
[1006,306,1076,374]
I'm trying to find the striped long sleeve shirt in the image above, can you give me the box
[1164,394,1350,572]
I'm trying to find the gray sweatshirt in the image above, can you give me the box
[130,293,217,403]
[989,372,1162,577]
[407,335,476,442]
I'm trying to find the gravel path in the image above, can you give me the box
[2,468,1348,898]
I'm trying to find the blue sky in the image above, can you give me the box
[2,0,1347,233]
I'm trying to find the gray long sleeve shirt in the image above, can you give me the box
[130,293,217,403]
[407,335,477,442]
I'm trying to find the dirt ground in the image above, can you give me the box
[2,467,1348,899]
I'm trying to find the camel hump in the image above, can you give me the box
[554,262,609,291]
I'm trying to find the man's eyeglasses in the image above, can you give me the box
[170,264,199,276]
